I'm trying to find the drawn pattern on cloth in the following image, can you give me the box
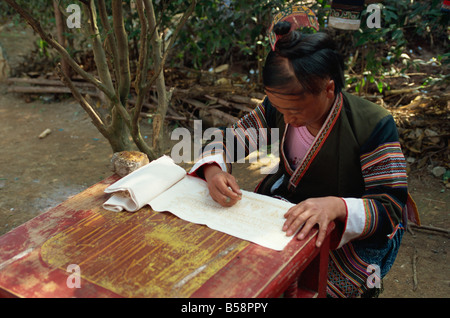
[149,175,296,251]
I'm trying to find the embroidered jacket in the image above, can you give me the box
[190,91,418,297]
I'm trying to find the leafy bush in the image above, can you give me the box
[2,0,448,90]
[339,0,448,94]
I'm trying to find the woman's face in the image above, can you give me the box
[265,79,336,132]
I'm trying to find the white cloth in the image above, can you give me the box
[103,155,186,212]
[103,155,296,251]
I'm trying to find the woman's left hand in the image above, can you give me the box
[283,196,347,247]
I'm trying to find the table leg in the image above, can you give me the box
[285,232,331,298]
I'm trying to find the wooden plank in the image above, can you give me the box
[7,85,99,96]
[7,77,95,87]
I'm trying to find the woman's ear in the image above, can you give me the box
[325,79,335,98]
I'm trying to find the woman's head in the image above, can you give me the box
[263,21,345,96]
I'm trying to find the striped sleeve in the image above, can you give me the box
[189,99,272,176]
[360,142,408,189]
[337,116,408,247]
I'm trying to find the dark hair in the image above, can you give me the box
[263,21,345,95]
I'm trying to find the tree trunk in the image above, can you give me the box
[146,0,168,156]
[106,118,134,153]
[5,0,196,161]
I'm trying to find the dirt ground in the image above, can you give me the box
[0,26,448,299]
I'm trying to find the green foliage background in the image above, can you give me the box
[1,0,448,91]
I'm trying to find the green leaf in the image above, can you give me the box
[377,81,384,93]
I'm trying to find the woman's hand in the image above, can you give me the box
[283,196,347,247]
[203,164,242,207]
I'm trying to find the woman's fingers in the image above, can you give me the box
[207,171,242,207]
[227,175,242,197]
[295,217,316,240]
[282,198,335,247]
[315,223,329,248]
[283,205,306,236]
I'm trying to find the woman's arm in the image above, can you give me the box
[282,115,408,249]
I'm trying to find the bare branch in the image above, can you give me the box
[134,0,148,95]
[52,0,70,77]
[98,0,120,89]
[112,0,131,105]
[140,0,196,155]
[132,0,150,131]
[83,0,115,95]
[142,0,197,93]
[55,64,108,136]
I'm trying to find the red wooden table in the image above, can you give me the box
[0,175,334,298]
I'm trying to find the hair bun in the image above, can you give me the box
[273,21,291,36]
[273,21,301,53]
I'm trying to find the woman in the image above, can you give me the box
[189,21,417,298]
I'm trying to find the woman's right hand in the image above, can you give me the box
[203,163,242,207]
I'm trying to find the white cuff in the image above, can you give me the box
[338,198,366,248]
[189,153,228,175]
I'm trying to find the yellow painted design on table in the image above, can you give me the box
[41,206,248,297]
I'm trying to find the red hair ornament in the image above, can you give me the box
[267,5,320,51]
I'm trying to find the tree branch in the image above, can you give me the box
[55,64,108,136]
[83,0,115,95]
[142,0,197,94]
[52,0,70,77]
[3,0,116,102]
[112,0,131,105]
[132,0,150,131]
[97,0,120,91]
[134,0,148,96]
[141,0,196,154]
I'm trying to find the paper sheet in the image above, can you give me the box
[149,175,295,251]
[103,156,295,251]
